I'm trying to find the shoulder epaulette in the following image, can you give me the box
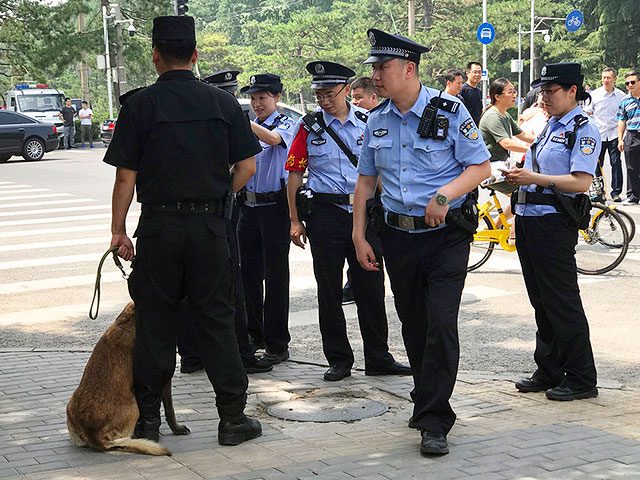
[573,114,589,129]
[368,98,390,114]
[430,94,460,114]
[118,86,147,106]
[354,110,369,123]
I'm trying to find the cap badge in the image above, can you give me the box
[368,31,376,46]
[541,66,547,77]
[225,72,232,81]
[315,63,325,74]
[250,75,256,85]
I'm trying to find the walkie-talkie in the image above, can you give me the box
[417,103,437,138]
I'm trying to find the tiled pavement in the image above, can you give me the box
[1,351,640,479]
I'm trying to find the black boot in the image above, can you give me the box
[133,416,161,442]
[218,413,262,446]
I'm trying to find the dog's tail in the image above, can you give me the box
[104,437,171,456]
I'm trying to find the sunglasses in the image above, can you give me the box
[626,80,637,86]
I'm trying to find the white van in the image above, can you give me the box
[5,84,66,142]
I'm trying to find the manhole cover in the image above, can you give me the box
[267,397,388,422]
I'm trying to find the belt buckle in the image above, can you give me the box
[518,189,527,204]
[398,215,415,230]
[348,193,354,205]
[245,191,257,203]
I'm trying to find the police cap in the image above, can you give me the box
[152,16,195,43]
[531,62,584,88]
[363,28,431,65]
[203,70,240,93]
[306,61,355,90]
[240,73,283,94]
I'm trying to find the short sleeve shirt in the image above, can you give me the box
[103,69,261,204]
[79,108,92,126]
[616,94,640,132]
[59,106,75,124]
[459,83,482,125]
[357,85,491,232]
[583,86,626,141]
[479,108,523,162]
[515,105,601,216]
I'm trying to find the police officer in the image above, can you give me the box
[352,30,491,455]
[504,63,600,401]
[105,16,262,446]
[175,68,273,375]
[286,61,411,382]
[237,74,294,366]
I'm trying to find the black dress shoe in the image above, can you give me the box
[420,431,449,455]
[218,413,262,446]
[244,356,274,374]
[133,417,161,442]
[259,350,289,367]
[408,415,419,429]
[612,194,622,202]
[341,284,355,305]
[180,361,204,374]
[365,360,412,376]
[323,364,351,381]
[546,385,598,401]
[515,377,557,393]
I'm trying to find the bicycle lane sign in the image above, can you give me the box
[566,10,583,32]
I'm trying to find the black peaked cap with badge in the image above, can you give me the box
[203,70,240,93]
[240,73,283,94]
[531,62,584,88]
[152,15,196,43]
[363,28,431,65]
[306,61,355,90]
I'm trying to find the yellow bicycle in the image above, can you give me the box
[468,184,630,275]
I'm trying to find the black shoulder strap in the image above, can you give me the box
[314,112,359,168]
[530,122,551,174]
[354,110,368,123]
[566,114,589,149]
[430,92,460,114]
[264,113,287,131]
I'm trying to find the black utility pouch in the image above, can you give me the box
[573,193,592,230]
[295,186,313,222]
[366,196,385,236]
[461,191,479,231]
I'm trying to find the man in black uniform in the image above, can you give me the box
[105,16,262,446]
[176,68,273,375]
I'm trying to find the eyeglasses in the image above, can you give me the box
[314,84,347,102]
[501,90,517,95]
[540,86,563,97]
[626,80,637,86]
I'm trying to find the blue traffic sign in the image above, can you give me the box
[566,10,583,32]
[477,23,495,45]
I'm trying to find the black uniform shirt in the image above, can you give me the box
[60,106,76,124]
[104,69,261,204]
[460,83,482,125]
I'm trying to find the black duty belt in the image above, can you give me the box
[313,192,354,205]
[238,188,283,204]
[386,209,461,231]
[515,190,559,207]
[142,200,225,215]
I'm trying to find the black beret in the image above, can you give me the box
[203,70,240,93]
[531,62,584,88]
[306,61,355,89]
[240,73,283,94]
[363,29,431,65]
[152,16,195,43]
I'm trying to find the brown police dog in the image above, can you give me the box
[66,302,190,456]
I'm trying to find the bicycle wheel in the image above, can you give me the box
[576,205,629,275]
[467,215,496,272]
[611,207,636,242]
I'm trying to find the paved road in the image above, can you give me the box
[1,148,639,387]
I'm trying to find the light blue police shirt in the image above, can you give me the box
[357,85,490,232]
[243,111,295,207]
[515,105,601,216]
[291,103,368,213]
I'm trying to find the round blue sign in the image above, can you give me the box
[566,10,583,32]
[477,23,495,45]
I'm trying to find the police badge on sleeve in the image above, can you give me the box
[580,137,597,155]
[459,118,479,141]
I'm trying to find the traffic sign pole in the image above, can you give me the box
[482,0,487,107]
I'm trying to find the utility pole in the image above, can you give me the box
[530,0,535,86]
[78,13,90,104]
[113,1,126,113]
[101,1,114,119]
[482,0,487,106]
[408,0,415,36]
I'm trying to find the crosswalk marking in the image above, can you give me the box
[0,253,101,270]
[0,213,114,227]
[0,182,14,185]
[0,237,108,252]
[0,204,111,217]
[0,188,50,195]
[0,193,73,201]
[0,184,31,189]
[0,221,138,239]
[0,198,96,209]
[0,271,124,295]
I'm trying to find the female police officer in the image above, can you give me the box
[504,63,600,401]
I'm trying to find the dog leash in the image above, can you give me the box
[89,247,131,319]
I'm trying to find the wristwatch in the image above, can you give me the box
[435,192,449,206]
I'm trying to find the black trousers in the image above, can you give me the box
[306,203,393,369]
[177,204,256,367]
[382,225,470,435]
[237,202,291,354]
[624,131,640,200]
[129,211,248,420]
[515,213,597,390]
[597,139,622,196]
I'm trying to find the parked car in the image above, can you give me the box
[0,110,59,162]
[100,101,303,147]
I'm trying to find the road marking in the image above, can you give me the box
[0,182,15,185]
[0,220,138,238]
[0,184,31,189]
[0,213,113,227]
[0,204,111,217]
[0,253,101,270]
[0,301,127,327]
[0,237,108,252]
[0,198,97,209]
[0,271,124,295]
[0,193,73,201]
[0,188,50,195]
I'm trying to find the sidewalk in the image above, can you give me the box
[1,351,639,480]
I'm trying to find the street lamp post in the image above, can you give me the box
[101,5,114,119]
